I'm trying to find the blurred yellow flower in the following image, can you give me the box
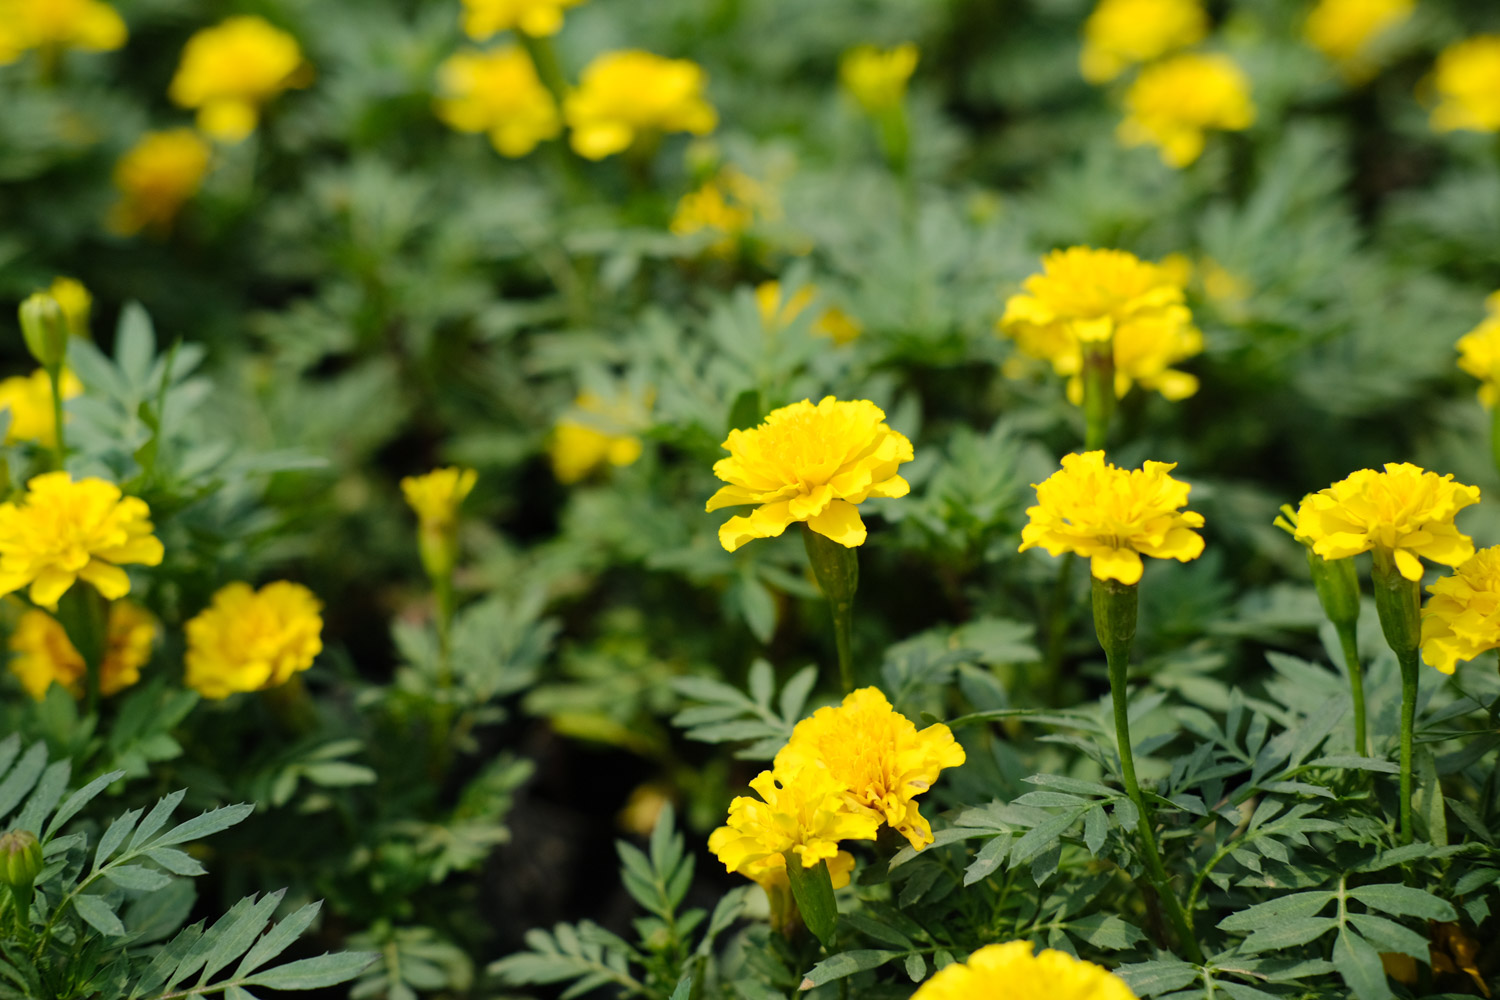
[0,369,81,448]
[550,391,646,484]
[0,0,126,63]
[1305,0,1413,80]
[434,46,560,157]
[108,129,212,237]
[1019,451,1205,585]
[401,467,477,533]
[756,281,863,345]
[839,43,918,113]
[998,247,1201,404]
[460,0,581,39]
[1457,291,1500,406]
[8,600,156,700]
[0,472,164,609]
[671,168,768,255]
[168,16,309,142]
[1079,0,1206,83]
[707,396,913,553]
[1428,36,1500,134]
[185,581,323,700]
[564,50,717,160]
[1119,53,1254,167]
[911,940,1137,1000]
[1422,547,1500,675]
[47,277,91,337]
[1294,464,1480,582]
[775,687,965,850]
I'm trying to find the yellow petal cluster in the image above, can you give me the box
[1119,53,1254,167]
[550,391,646,485]
[0,0,126,63]
[1422,548,1500,675]
[911,940,1137,1000]
[1457,291,1500,406]
[1079,0,1206,83]
[434,46,561,157]
[670,168,769,257]
[0,472,163,609]
[8,601,156,700]
[707,396,913,553]
[0,369,82,448]
[168,16,309,142]
[1019,451,1205,585]
[998,247,1201,403]
[1428,36,1500,134]
[401,467,477,533]
[184,581,324,700]
[775,687,965,850]
[839,43,919,114]
[460,0,582,39]
[1294,464,1480,581]
[756,282,863,345]
[1305,0,1413,81]
[108,129,212,237]
[563,50,717,160]
[48,277,91,337]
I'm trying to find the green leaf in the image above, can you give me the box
[798,950,902,989]
[1331,927,1392,1000]
[1345,914,1429,960]
[1066,913,1145,950]
[1414,747,1447,846]
[963,835,1009,886]
[784,855,837,947]
[14,760,69,836]
[74,894,126,937]
[669,977,693,1000]
[234,902,323,979]
[148,803,254,849]
[1115,959,1199,996]
[905,953,927,983]
[1347,884,1457,921]
[1239,917,1338,953]
[1219,891,1335,931]
[146,848,207,876]
[104,865,173,891]
[0,742,48,823]
[241,952,380,991]
[94,807,143,872]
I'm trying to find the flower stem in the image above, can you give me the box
[46,366,66,471]
[1335,621,1368,756]
[1370,546,1422,845]
[56,587,108,716]
[1081,340,1115,451]
[1398,649,1418,844]
[802,526,858,693]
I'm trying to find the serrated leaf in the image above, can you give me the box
[149,803,254,849]
[14,760,69,836]
[147,847,207,876]
[74,894,126,937]
[1219,891,1335,931]
[963,835,1008,886]
[1115,959,1199,996]
[0,742,48,823]
[241,952,379,990]
[127,791,186,853]
[94,807,143,873]
[105,865,173,891]
[1347,884,1457,921]
[46,769,127,839]
[1331,927,1391,1000]
[1067,913,1146,950]
[1240,917,1337,953]
[798,950,902,989]
[778,666,817,723]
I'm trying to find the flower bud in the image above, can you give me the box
[0,829,42,890]
[1306,548,1361,629]
[19,293,68,372]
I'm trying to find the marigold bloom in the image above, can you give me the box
[839,43,919,113]
[184,581,323,699]
[708,396,913,553]
[460,0,581,39]
[999,247,1201,403]
[107,129,212,237]
[671,168,771,256]
[0,0,126,63]
[0,369,82,448]
[8,601,157,700]
[549,391,646,485]
[434,46,560,157]
[911,940,1137,1000]
[563,50,717,160]
[1079,0,1206,83]
[401,467,477,532]
[168,16,309,142]
[1422,548,1500,675]
[1020,452,1205,585]
[1457,291,1500,406]
[1428,36,1500,134]
[756,282,863,345]
[0,473,163,609]
[774,687,964,850]
[1119,53,1254,167]
[1305,0,1413,81]
[47,277,91,337]
[1294,464,1480,582]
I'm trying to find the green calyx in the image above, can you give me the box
[1091,575,1138,664]
[1307,548,1361,629]
[18,293,68,373]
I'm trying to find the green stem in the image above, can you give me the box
[802,526,858,693]
[56,587,107,715]
[1370,546,1422,845]
[1398,649,1418,845]
[1335,621,1368,756]
[46,366,66,471]
[1081,340,1115,452]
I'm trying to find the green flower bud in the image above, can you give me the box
[0,830,42,890]
[18,293,68,373]
[1307,548,1361,628]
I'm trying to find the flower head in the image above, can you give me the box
[550,391,647,484]
[0,473,163,609]
[1295,464,1480,581]
[108,129,212,237]
[1119,53,1254,167]
[402,467,477,533]
[774,687,964,850]
[1019,451,1205,585]
[0,0,126,63]
[0,369,81,448]
[708,396,913,553]
[839,43,919,114]
[1079,0,1207,83]
[8,601,156,700]
[434,46,560,157]
[168,16,309,142]
[670,168,769,256]
[47,278,91,338]
[1457,291,1500,406]
[757,282,863,345]
[564,50,717,160]
[1422,548,1500,675]
[911,940,1137,1000]
[1305,0,1413,81]
[460,0,582,39]
[998,247,1201,403]
[184,581,323,699]
[1428,36,1500,134]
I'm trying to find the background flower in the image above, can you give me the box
[1118,53,1254,166]
[564,50,717,159]
[184,581,324,699]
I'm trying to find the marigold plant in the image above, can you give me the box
[670,168,769,256]
[434,47,560,158]
[910,940,1137,1000]
[1421,548,1500,675]
[184,581,324,700]
[459,0,582,40]
[108,129,212,237]
[1428,35,1500,134]
[8,601,157,700]
[1304,0,1413,81]
[1079,0,1206,84]
[168,16,309,142]
[839,43,919,113]
[1118,52,1254,167]
[563,50,717,160]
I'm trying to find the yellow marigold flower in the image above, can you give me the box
[1119,53,1254,167]
[1079,0,1207,83]
[1428,36,1500,134]
[460,0,581,39]
[756,282,864,345]
[47,277,91,337]
[839,43,919,114]
[998,247,1201,403]
[1422,548,1500,675]
[168,16,310,143]
[774,687,965,850]
[670,168,768,256]
[911,940,1137,1000]
[1305,0,1413,81]
[1458,292,1500,406]
[0,369,82,448]
[0,0,126,63]
[550,391,646,484]
[707,396,913,553]
[0,472,164,609]
[1019,451,1205,585]
[8,600,156,700]
[564,50,717,160]
[184,581,323,700]
[401,467,477,532]
[1294,464,1480,582]
[434,46,560,157]
[107,129,212,237]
